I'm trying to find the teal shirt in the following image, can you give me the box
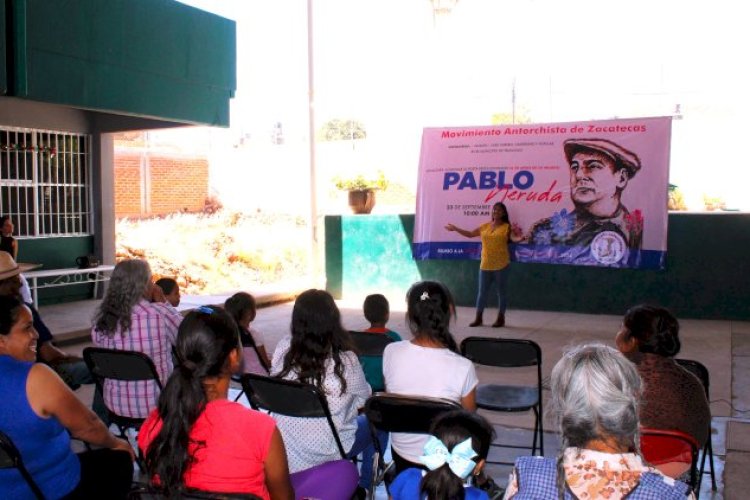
[359,328,402,392]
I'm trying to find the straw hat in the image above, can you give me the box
[0,251,37,281]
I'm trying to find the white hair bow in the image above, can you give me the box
[419,436,478,479]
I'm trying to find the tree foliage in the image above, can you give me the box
[318,119,367,141]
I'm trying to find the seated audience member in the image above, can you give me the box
[225,292,271,374]
[504,343,694,499]
[271,289,383,497]
[0,218,32,303]
[616,304,710,449]
[390,410,497,500]
[138,306,294,499]
[155,277,181,308]
[91,259,182,419]
[0,252,105,420]
[383,281,478,475]
[358,293,402,392]
[0,295,134,500]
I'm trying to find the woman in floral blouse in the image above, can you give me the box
[504,344,694,499]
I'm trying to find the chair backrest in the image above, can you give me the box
[640,427,699,488]
[0,430,46,499]
[349,331,395,356]
[239,373,347,458]
[460,337,541,368]
[675,358,710,396]
[83,347,164,390]
[364,393,461,434]
[128,485,263,499]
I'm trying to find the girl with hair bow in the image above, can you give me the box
[389,410,501,500]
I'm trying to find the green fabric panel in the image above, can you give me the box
[339,215,422,299]
[324,216,343,298]
[0,3,6,94]
[13,0,235,126]
[19,236,96,304]
[325,213,750,320]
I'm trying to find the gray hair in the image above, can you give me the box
[548,343,642,498]
[93,259,151,336]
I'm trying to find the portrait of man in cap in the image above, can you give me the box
[523,138,643,266]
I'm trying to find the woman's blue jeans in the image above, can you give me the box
[347,414,388,489]
[475,266,510,314]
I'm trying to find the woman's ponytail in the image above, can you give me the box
[406,281,458,353]
[143,306,239,497]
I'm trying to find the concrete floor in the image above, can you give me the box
[44,296,750,499]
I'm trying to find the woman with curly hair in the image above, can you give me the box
[91,259,182,418]
[271,289,380,496]
[383,280,478,475]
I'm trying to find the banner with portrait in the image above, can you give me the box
[413,117,672,269]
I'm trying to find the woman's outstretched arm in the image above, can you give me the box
[445,224,481,238]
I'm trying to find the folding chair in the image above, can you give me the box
[640,427,699,495]
[350,331,396,392]
[460,337,544,463]
[675,358,717,491]
[0,429,45,500]
[363,393,461,499]
[239,373,347,459]
[128,484,263,499]
[350,331,395,356]
[83,347,164,439]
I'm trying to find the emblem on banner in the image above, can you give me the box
[590,231,627,265]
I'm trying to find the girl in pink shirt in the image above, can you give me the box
[138,306,294,499]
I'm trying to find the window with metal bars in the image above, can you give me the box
[0,127,92,237]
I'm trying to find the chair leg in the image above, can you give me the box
[705,438,717,490]
[538,405,544,456]
[367,452,379,500]
[531,407,539,456]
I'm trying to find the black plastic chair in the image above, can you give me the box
[675,357,717,492]
[363,393,461,499]
[350,330,396,392]
[239,373,347,459]
[350,330,395,356]
[83,347,164,439]
[460,337,544,463]
[0,429,46,499]
[128,484,263,499]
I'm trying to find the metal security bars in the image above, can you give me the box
[0,128,91,237]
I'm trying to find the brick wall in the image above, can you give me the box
[114,151,208,218]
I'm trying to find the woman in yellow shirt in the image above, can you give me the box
[445,202,515,327]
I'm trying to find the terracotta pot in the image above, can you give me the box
[348,190,376,214]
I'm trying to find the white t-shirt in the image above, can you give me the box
[383,340,478,462]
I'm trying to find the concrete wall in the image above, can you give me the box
[325,213,750,320]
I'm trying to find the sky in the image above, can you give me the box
[174,0,750,211]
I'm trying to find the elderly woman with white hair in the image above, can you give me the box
[504,343,694,500]
[91,259,183,419]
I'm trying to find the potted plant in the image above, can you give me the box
[334,171,388,214]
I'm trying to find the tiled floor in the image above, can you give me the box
[48,298,749,499]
